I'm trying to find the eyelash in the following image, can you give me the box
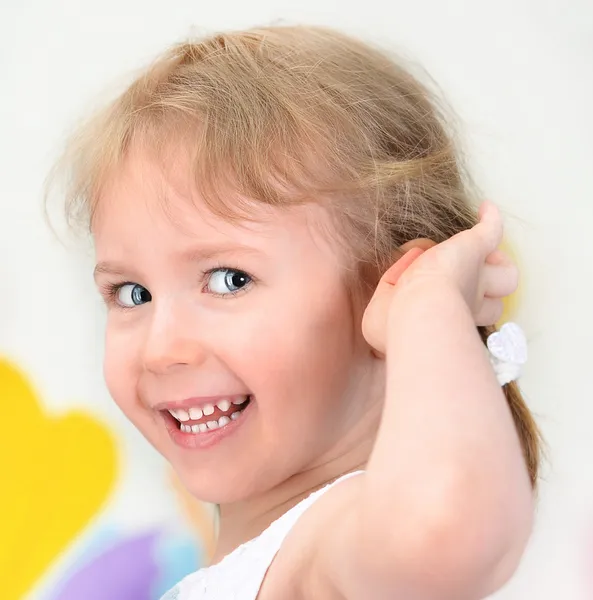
[100,266,255,307]
[100,281,136,310]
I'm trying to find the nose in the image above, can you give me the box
[142,300,207,374]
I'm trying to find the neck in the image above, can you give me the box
[212,424,377,564]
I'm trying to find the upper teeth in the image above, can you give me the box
[168,396,249,422]
[172,409,189,422]
[217,399,231,412]
[189,407,203,420]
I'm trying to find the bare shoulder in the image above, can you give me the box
[257,475,363,600]
[257,468,528,600]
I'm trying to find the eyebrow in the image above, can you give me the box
[93,263,127,280]
[93,243,265,281]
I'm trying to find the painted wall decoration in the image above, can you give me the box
[0,358,118,600]
[493,239,521,327]
[0,357,215,600]
[43,526,199,600]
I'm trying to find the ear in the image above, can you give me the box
[399,238,437,253]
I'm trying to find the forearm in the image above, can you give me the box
[360,279,533,598]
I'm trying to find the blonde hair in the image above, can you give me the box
[50,24,542,486]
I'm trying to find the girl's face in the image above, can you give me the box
[93,151,382,503]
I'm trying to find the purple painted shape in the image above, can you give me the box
[50,531,160,600]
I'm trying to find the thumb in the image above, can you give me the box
[363,248,424,356]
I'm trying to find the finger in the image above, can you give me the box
[363,248,425,356]
[382,248,425,286]
[475,298,504,327]
[483,262,519,298]
[486,248,513,267]
[475,202,504,256]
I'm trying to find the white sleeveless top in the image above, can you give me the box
[160,471,363,600]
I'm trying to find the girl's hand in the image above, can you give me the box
[362,202,518,355]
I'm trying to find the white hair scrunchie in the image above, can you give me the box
[486,322,528,386]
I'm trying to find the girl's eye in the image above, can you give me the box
[116,283,152,307]
[206,268,252,296]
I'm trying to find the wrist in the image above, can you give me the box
[385,276,478,360]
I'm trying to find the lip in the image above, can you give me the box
[161,398,254,450]
[155,394,251,411]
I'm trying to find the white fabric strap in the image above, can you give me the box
[163,470,364,600]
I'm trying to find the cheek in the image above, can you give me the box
[102,322,140,414]
[232,293,360,417]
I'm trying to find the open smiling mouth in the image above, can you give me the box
[164,395,252,435]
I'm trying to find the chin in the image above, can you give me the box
[172,462,268,505]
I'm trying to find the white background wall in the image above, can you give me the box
[1,0,592,598]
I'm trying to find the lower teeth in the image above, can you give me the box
[180,409,244,434]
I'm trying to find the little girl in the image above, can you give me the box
[54,24,541,599]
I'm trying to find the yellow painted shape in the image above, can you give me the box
[498,239,521,325]
[0,358,117,600]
